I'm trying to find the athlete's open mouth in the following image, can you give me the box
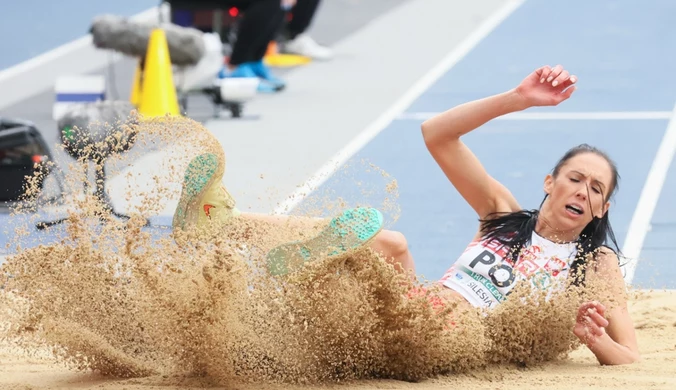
[565,204,584,215]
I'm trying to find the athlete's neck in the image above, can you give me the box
[534,214,579,244]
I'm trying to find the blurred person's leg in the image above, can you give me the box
[222,0,287,92]
[282,0,333,60]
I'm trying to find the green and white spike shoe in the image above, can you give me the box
[266,207,384,276]
[172,152,238,234]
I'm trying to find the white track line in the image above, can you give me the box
[396,111,674,121]
[272,0,525,215]
[623,101,676,285]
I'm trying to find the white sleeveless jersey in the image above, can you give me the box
[440,231,578,310]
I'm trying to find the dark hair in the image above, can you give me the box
[478,144,621,286]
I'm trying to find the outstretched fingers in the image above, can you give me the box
[539,64,563,84]
[538,65,552,83]
[544,65,575,87]
[521,64,579,107]
[578,301,609,338]
[538,64,576,86]
[556,74,578,90]
[585,309,608,336]
[588,307,609,327]
[537,64,578,99]
[552,69,570,87]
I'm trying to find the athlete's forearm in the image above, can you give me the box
[421,89,529,143]
[585,332,640,365]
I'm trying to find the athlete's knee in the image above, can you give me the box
[373,229,409,257]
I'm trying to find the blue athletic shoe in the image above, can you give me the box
[266,207,384,276]
[219,62,283,93]
[250,60,286,90]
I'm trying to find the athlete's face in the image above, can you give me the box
[542,153,614,234]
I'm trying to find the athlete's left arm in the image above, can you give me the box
[575,248,640,365]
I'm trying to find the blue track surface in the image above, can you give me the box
[299,0,676,288]
[0,0,159,70]
[1,0,675,291]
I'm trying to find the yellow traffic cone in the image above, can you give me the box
[138,28,180,118]
[130,60,142,107]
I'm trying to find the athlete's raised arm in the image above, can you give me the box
[421,65,577,219]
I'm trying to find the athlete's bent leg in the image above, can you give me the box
[235,212,413,272]
[369,230,415,274]
[172,152,414,275]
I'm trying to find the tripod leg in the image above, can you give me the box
[36,217,71,230]
[34,158,151,230]
[94,161,112,213]
[94,159,149,226]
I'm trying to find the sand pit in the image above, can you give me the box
[1,115,675,389]
[1,289,674,390]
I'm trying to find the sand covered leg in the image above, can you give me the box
[266,207,384,276]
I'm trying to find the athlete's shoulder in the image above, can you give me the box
[581,245,621,276]
[597,245,620,262]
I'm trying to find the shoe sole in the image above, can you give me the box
[266,207,384,276]
[172,153,222,231]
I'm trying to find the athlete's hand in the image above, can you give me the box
[573,301,609,346]
[515,64,577,107]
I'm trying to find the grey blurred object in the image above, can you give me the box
[89,13,250,119]
[57,100,138,162]
[37,101,147,229]
[90,14,205,66]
